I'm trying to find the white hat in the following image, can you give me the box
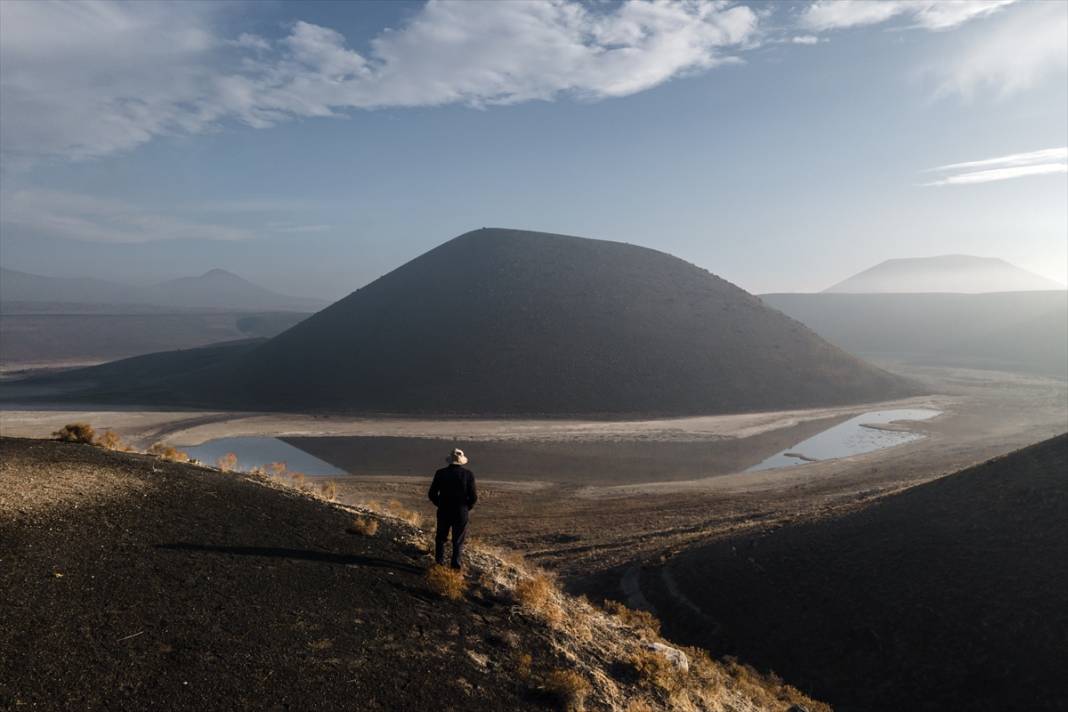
[447,448,469,465]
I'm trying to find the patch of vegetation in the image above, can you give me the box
[543,669,590,711]
[603,599,661,636]
[148,442,190,462]
[425,564,466,601]
[95,430,129,451]
[346,517,379,537]
[319,480,338,500]
[623,647,686,698]
[514,572,564,626]
[384,499,422,527]
[216,452,238,471]
[52,423,96,444]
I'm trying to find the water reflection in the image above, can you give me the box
[182,436,345,475]
[746,408,941,472]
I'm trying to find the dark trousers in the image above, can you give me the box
[434,507,469,568]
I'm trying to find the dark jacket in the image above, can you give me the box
[428,464,477,511]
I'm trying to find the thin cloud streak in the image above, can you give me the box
[802,0,1015,32]
[923,147,1068,185]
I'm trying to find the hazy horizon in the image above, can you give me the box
[2,0,1066,300]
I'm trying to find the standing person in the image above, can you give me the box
[428,448,478,569]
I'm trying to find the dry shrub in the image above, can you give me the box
[514,573,564,625]
[514,652,533,682]
[721,658,831,712]
[625,648,687,698]
[95,430,129,451]
[384,500,422,527]
[425,564,466,600]
[148,442,189,462]
[216,452,238,471]
[268,461,287,476]
[290,472,306,489]
[544,669,590,711]
[53,423,96,444]
[319,480,338,500]
[346,517,379,537]
[604,600,661,636]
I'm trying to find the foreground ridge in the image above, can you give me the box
[0,437,825,711]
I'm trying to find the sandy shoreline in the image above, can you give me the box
[0,393,951,447]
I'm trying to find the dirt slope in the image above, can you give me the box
[0,437,825,712]
[644,433,1068,712]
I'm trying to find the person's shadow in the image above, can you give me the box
[155,543,422,575]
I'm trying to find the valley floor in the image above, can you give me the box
[2,365,1065,708]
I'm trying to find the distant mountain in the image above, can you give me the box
[0,268,136,305]
[825,255,1065,293]
[0,267,327,312]
[33,228,919,415]
[762,291,1068,379]
[658,433,1068,712]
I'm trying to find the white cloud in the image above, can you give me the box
[790,35,822,45]
[923,147,1068,186]
[931,1,1068,98]
[1,189,256,242]
[0,0,760,167]
[802,0,1015,32]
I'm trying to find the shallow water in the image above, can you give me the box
[182,436,345,476]
[745,408,942,472]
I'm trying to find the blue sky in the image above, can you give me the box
[1,0,1065,299]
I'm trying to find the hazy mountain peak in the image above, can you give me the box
[198,268,244,280]
[825,254,1065,293]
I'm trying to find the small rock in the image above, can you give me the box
[645,642,689,672]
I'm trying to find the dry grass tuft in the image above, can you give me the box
[319,480,338,500]
[425,564,466,600]
[624,648,687,698]
[514,652,533,682]
[95,430,129,451]
[720,658,833,712]
[544,669,591,711]
[514,573,564,626]
[383,499,422,527]
[604,600,661,636]
[148,442,190,462]
[53,423,96,444]
[289,472,306,489]
[268,461,287,476]
[346,516,379,537]
[216,452,238,472]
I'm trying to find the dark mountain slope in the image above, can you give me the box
[825,254,1064,293]
[761,291,1068,378]
[119,228,916,415]
[649,434,1068,712]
